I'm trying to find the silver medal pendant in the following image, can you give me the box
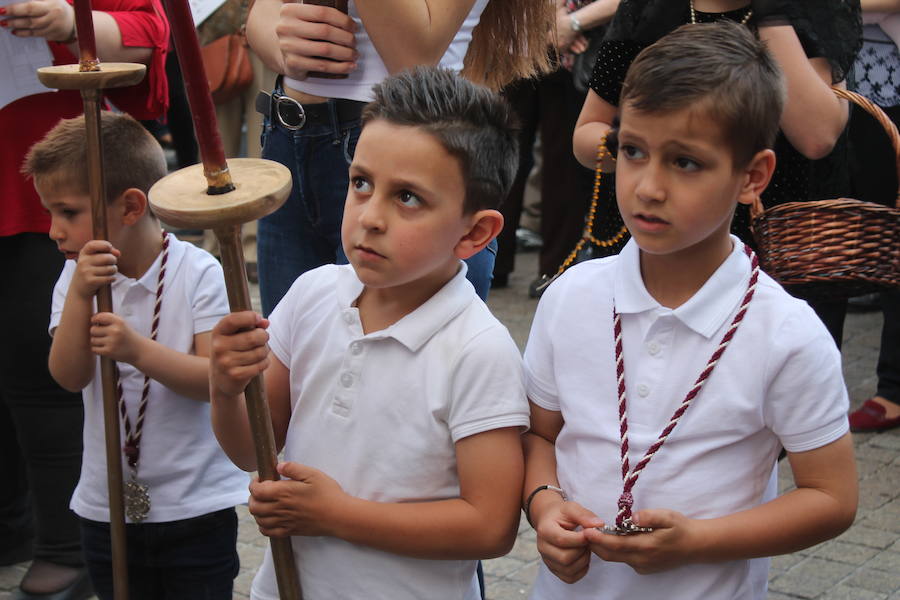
[598,520,654,536]
[124,478,151,523]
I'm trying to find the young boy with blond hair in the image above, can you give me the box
[25,112,248,599]
[522,22,858,600]
[209,66,528,600]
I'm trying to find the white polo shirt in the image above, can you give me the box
[250,262,528,600]
[50,234,249,523]
[524,237,849,600]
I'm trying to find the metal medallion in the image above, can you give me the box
[597,520,654,536]
[124,479,151,523]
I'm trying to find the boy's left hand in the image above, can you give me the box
[90,312,143,364]
[248,461,349,538]
[583,509,700,574]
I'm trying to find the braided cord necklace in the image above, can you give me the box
[119,231,169,523]
[601,245,759,535]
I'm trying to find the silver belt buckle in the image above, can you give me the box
[274,94,307,130]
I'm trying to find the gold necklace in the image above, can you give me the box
[689,0,753,25]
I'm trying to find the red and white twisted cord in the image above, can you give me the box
[614,246,759,528]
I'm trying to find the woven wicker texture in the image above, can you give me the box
[751,88,899,299]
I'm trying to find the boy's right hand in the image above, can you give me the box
[534,500,604,584]
[209,311,270,398]
[276,2,358,80]
[71,240,120,299]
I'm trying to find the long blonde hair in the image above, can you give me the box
[462,0,555,90]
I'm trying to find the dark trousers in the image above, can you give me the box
[0,233,84,568]
[80,508,239,600]
[846,102,900,399]
[497,68,594,279]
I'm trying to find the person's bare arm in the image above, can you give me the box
[3,0,152,62]
[249,425,524,558]
[209,311,292,471]
[861,0,900,12]
[355,0,475,75]
[759,24,848,160]
[574,90,618,169]
[584,433,858,573]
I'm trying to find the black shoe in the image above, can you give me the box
[12,564,93,600]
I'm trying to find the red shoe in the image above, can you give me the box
[849,399,900,433]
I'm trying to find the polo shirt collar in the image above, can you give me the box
[614,236,751,338]
[335,261,474,351]
[114,232,185,292]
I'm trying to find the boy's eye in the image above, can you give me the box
[352,176,373,193]
[620,144,645,160]
[398,191,422,208]
[674,157,701,171]
[62,209,79,218]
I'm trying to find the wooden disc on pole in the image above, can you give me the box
[36,63,146,90]
[149,158,292,229]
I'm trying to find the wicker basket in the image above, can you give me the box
[750,88,900,299]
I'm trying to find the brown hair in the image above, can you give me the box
[620,21,785,167]
[23,111,168,201]
[462,0,555,91]
[363,67,519,214]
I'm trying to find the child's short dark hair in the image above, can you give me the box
[362,66,519,213]
[23,111,168,201]
[620,21,785,167]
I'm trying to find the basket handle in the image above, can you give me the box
[832,86,900,209]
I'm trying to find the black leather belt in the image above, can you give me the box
[255,90,366,131]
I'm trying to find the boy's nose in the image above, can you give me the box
[635,163,666,203]
[48,220,64,241]
[359,197,387,231]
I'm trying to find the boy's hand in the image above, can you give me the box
[534,501,604,584]
[584,509,700,574]
[209,311,270,398]
[2,0,75,41]
[248,461,349,538]
[90,312,143,363]
[71,240,120,299]
[276,3,358,80]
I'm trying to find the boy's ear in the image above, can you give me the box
[116,188,149,225]
[455,209,504,260]
[737,149,776,206]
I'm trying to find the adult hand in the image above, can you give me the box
[276,2,358,80]
[1,0,75,41]
[249,462,350,538]
[90,312,142,363]
[554,6,588,53]
[583,508,701,574]
[71,240,120,299]
[209,311,270,398]
[534,501,604,583]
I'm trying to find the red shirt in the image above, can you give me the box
[1,0,169,237]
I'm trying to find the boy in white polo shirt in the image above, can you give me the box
[209,67,529,600]
[26,112,248,599]
[522,22,858,600]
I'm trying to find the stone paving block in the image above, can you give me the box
[766,593,797,600]
[810,540,882,565]
[861,509,900,534]
[485,578,531,598]
[866,551,900,573]
[839,525,900,549]
[484,555,530,578]
[843,567,900,595]
[818,583,888,599]
[772,552,806,572]
[506,537,541,563]
[870,433,900,452]
[769,557,856,599]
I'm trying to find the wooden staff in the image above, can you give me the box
[150,0,299,596]
[36,2,147,596]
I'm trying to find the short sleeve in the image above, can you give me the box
[446,326,529,443]
[763,306,850,452]
[588,40,644,106]
[522,283,562,412]
[49,262,75,336]
[189,253,230,334]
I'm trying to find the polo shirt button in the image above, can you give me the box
[647,341,660,355]
[350,342,363,355]
[340,372,354,388]
[637,384,650,397]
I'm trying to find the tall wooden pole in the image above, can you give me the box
[153,0,301,594]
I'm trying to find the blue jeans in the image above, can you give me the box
[258,93,496,316]
[80,508,239,600]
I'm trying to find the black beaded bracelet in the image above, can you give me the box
[523,484,568,527]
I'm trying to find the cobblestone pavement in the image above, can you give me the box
[2,251,898,599]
